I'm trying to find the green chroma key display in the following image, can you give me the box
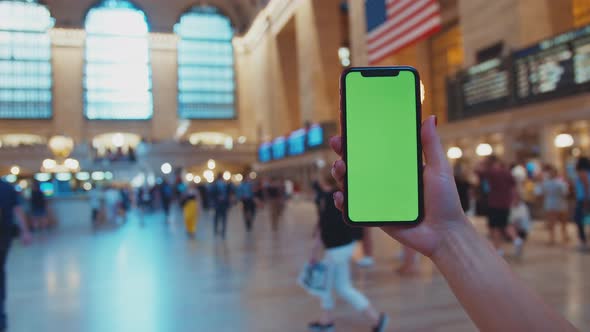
[341,67,423,225]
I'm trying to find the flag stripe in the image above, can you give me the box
[368,2,439,51]
[369,16,441,63]
[387,0,424,16]
[368,0,414,39]
[366,0,442,64]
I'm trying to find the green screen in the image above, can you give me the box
[345,70,419,222]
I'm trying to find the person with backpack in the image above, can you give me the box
[0,180,32,331]
[307,170,388,332]
[211,173,233,238]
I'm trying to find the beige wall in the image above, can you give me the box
[459,0,575,66]
[234,0,343,141]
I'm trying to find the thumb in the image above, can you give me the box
[422,115,451,174]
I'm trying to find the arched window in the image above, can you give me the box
[0,0,54,119]
[175,6,235,119]
[84,0,152,120]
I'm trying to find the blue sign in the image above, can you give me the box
[288,128,306,156]
[307,124,324,147]
[258,142,272,162]
[272,137,286,160]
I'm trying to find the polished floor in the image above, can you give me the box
[5,200,590,332]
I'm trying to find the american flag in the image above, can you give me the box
[366,0,442,64]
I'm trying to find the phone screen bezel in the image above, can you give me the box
[339,66,424,226]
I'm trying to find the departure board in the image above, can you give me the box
[573,36,590,84]
[448,24,590,122]
[513,25,590,101]
[514,44,574,100]
[460,58,510,109]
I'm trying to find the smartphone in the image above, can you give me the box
[340,66,424,226]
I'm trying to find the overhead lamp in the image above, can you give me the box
[476,143,493,157]
[447,147,463,159]
[554,133,574,148]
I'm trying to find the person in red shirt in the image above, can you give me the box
[476,156,520,255]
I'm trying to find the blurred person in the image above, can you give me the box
[267,178,285,232]
[89,187,104,226]
[574,157,590,251]
[237,178,256,232]
[119,188,130,218]
[104,185,121,224]
[137,186,151,213]
[211,173,233,238]
[396,246,419,275]
[476,156,518,256]
[454,163,471,212]
[312,179,322,217]
[0,179,32,331]
[507,193,531,258]
[181,185,199,237]
[308,170,388,332]
[356,229,375,268]
[329,116,578,332]
[538,166,569,245]
[160,179,173,218]
[30,181,48,230]
[197,184,210,211]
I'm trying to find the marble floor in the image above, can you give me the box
[5,200,590,332]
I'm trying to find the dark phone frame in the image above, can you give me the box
[339,66,424,227]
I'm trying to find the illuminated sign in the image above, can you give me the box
[271,137,286,160]
[307,124,324,148]
[288,129,306,156]
[258,142,272,162]
[258,124,328,163]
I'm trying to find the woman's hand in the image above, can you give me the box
[330,115,469,258]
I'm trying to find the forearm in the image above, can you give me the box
[432,219,577,332]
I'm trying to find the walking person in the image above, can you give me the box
[539,165,570,245]
[30,181,49,230]
[308,170,388,332]
[356,229,375,267]
[507,193,532,257]
[237,178,257,232]
[211,173,233,238]
[89,187,104,226]
[267,178,285,232]
[454,163,471,212]
[181,185,199,237]
[160,180,173,219]
[573,157,590,251]
[104,185,121,224]
[476,156,520,256]
[0,179,32,331]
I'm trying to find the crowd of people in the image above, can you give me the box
[86,174,290,238]
[467,155,590,256]
[0,122,588,332]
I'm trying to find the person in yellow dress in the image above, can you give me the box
[181,185,199,237]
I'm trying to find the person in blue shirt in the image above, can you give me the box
[574,157,590,251]
[0,180,32,331]
[237,178,256,232]
[211,173,234,238]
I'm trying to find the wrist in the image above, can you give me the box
[430,217,478,267]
